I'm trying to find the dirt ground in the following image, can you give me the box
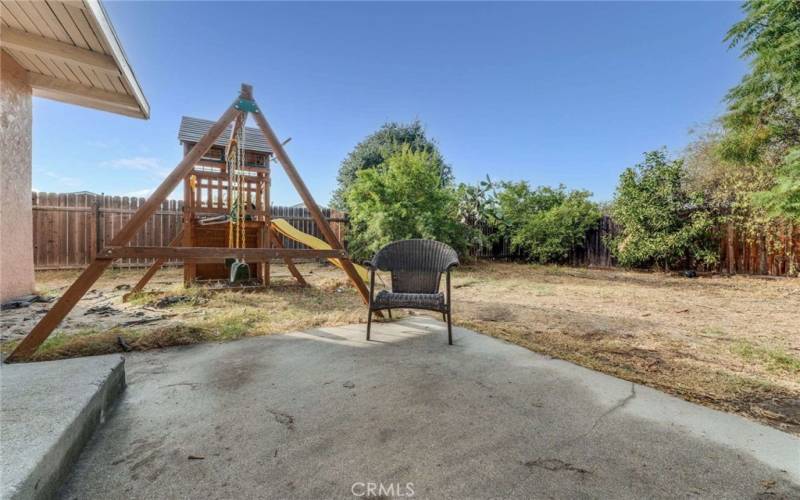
[2,261,798,434]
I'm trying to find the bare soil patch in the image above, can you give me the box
[2,261,798,434]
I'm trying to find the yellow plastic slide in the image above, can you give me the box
[270,218,370,283]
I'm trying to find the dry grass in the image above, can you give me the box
[452,262,800,434]
[1,264,380,361]
[2,261,798,434]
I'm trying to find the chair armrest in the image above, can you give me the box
[446,262,459,271]
[362,260,374,269]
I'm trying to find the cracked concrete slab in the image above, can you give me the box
[59,317,799,499]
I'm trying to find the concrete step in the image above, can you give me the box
[1,355,125,500]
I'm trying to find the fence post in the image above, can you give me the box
[89,197,100,261]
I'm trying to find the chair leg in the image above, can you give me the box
[387,308,392,319]
[447,309,453,345]
[366,309,373,341]
[442,312,446,322]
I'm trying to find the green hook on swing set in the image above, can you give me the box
[234,98,260,114]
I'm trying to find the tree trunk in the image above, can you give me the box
[727,223,736,275]
[788,221,796,276]
[758,231,768,275]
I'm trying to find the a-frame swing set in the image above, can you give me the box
[6,84,373,362]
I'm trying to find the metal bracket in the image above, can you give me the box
[235,98,260,113]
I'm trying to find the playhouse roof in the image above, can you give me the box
[178,116,272,154]
[0,0,149,119]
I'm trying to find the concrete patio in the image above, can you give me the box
[58,316,798,499]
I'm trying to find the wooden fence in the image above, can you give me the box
[718,222,798,275]
[473,215,798,276]
[31,192,347,270]
[473,216,620,267]
[31,192,799,275]
[568,216,620,268]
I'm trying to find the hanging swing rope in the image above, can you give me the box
[226,115,251,282]
[226,119,246,248]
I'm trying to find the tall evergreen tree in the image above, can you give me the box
[330,121,452,210]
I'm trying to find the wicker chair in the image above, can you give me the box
[363,239,459,344]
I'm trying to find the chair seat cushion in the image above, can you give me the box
[374,290,445,310]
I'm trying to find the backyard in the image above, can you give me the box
[3,261,798,435]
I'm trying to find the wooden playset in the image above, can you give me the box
[7,84,373,362]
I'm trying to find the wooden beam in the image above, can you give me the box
[270,232,307,286]
[250,98,375,307]
[4,260,112,362]
[99,246,346,260]
[28,73,142,118]
[6,99,242,362]
[0,26,119,75]
[122,229,184,302]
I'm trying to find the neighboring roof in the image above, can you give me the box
[0,0,149,119]
[178,116,272,154]
[290,202,329,210]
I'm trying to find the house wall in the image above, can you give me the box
[0,51,34,302]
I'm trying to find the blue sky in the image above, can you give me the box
[32,1,747,205]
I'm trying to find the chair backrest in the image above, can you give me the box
[371,239,459,294]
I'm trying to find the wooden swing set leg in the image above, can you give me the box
[270,232,307,286]
[6,259,112,361]
[251,109,380,317]
[7,84,379,362]
[6,99,242,362]
[122,229,185,302]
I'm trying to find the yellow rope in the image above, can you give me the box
[226,122,246,250]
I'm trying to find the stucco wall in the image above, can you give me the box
[0,51,34,302]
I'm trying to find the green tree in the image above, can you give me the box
[331,121,452,210]
[609,150,717,271]
[345,146,468,261]
[491,182,600,263]
[720,0,800,220]
[684,126,774,238]
[753,150,800,219]
[494,182,568,237]
[455,176,497,256]
[512,190,601,264]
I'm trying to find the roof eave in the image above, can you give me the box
[83,0,149,119]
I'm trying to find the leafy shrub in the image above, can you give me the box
[493,182,600,263]
[345,146,470,261]
[455,176,498,256]
[512,191,601,263]
[331,121,452,210]
[609,150,718,270]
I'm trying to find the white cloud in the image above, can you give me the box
[43,170,81,188]
[102,157,170,177]
[125,188,154,198]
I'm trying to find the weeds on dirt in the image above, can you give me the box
[731,341,800,374]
